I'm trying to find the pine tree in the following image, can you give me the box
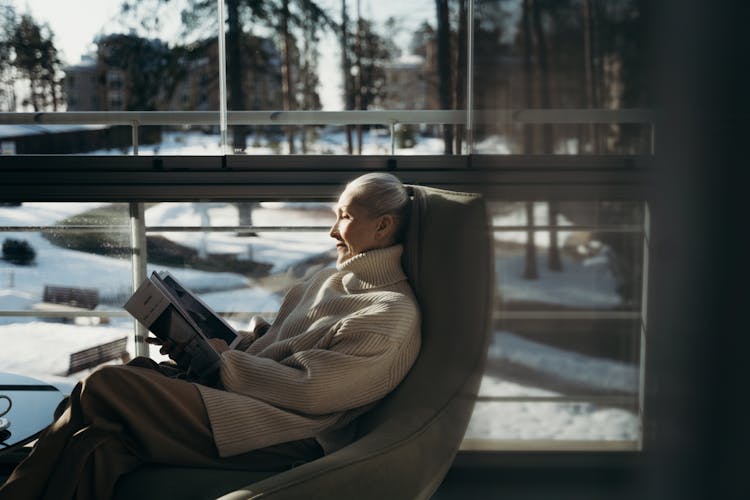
[121,0,332,152]
[0,1,16,110]
[10,15,63,111]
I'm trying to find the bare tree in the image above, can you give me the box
[340,0,353,154]
[0,2,16,111]
[530,0,562,271]
[10,15,63,111]
[227,0,248,150]
[521,0,538,280]
[454,0,467,154]
[119,0,332,153]
[435,0,453,154]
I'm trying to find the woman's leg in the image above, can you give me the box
[1,363,322,500]
[0,364,212,500]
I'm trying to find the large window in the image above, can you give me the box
[0,0,651,453]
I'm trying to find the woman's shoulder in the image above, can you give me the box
[364,281,420,316]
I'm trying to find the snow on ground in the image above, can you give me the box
[488,331,638,394]
[492,201,577,248]
[466,397,638,441]
[0,320,133,377]
[0,166,640,444]
[497,251,621,309]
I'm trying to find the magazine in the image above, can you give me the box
[124,271,240,380]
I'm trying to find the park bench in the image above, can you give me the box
[65,337,130,376]
[32,285,106,324]
[42,285,99,310]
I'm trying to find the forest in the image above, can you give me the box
[0,0,650,156]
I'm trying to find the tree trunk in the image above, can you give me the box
[280,0,296,153]
[340,0,353,154]
[354,0,363,155]
[547,201,562,271]
[301,3,311,154]
[583,0,597,153]
[227,0,247,151]
[454,0,467,154]
[522,0,535,154]
[521,0,538,280]
[436,0,453,154]
[236,202,258,237]
[524,202,539,280]
[531,0,562,271]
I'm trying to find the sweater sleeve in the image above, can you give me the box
[218,298,420,415]
[233,316,272,351]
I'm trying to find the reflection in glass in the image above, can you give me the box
[1,203,134,379]
[490,201,645,310]
[466,197,645,447]
[473,0,652,155]
[143,200,337,317]
[466,401,639,443]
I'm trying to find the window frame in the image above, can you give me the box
[0,152,653,458]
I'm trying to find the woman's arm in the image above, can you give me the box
[218,299,420,415]
[232,316,272,351]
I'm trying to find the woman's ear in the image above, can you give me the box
[375,214,396,242]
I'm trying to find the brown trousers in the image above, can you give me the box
[0,359,322,500]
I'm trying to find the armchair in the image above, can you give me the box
[116,185,493,499]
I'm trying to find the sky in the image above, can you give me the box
[11,0,436,110]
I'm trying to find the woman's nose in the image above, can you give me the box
[329,221,339,238]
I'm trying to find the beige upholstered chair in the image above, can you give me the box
[116,185,493,499]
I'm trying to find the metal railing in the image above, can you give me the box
[0,108,656,155]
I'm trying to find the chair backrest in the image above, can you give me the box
[222,185,493,500]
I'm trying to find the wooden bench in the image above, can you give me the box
[32,285,106,324]
[66,337,130,375]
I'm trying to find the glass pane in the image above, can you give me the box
[492,201,645,310]
[486,326,640,393]
[0,316,135,381]
[470,198,646,448]
[473,0,652,155]
[465,401,639,443]
[142,200,337,359]
[221,0,459,155]
[471,327,640,444]
[0,0,220,155]
[1,202,134,380]
[143,200,338,310]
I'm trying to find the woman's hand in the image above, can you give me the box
[145,336,190,368]
[207,338,230,353]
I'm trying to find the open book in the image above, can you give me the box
[124,271,240,380]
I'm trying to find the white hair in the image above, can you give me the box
[345,172,410,242]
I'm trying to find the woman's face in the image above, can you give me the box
[329,188,389,265]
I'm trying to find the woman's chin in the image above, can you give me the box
[336,249,352,264]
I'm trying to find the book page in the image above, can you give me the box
[124,276,221,380]
[154,272,239,347]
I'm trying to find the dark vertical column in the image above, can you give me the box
[643,1,745,499]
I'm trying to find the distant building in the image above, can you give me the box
[166,36,282,112]
[64,34,282,114]
[103,68,126,111]
[64,55,100,111]
[382,55,430,110]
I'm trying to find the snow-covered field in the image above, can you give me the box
[0,131,640,446]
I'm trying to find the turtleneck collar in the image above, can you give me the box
[336,244,407,291]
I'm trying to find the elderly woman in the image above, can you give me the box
[0,172,421,500]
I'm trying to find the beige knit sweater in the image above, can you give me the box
[196,245,421,457]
